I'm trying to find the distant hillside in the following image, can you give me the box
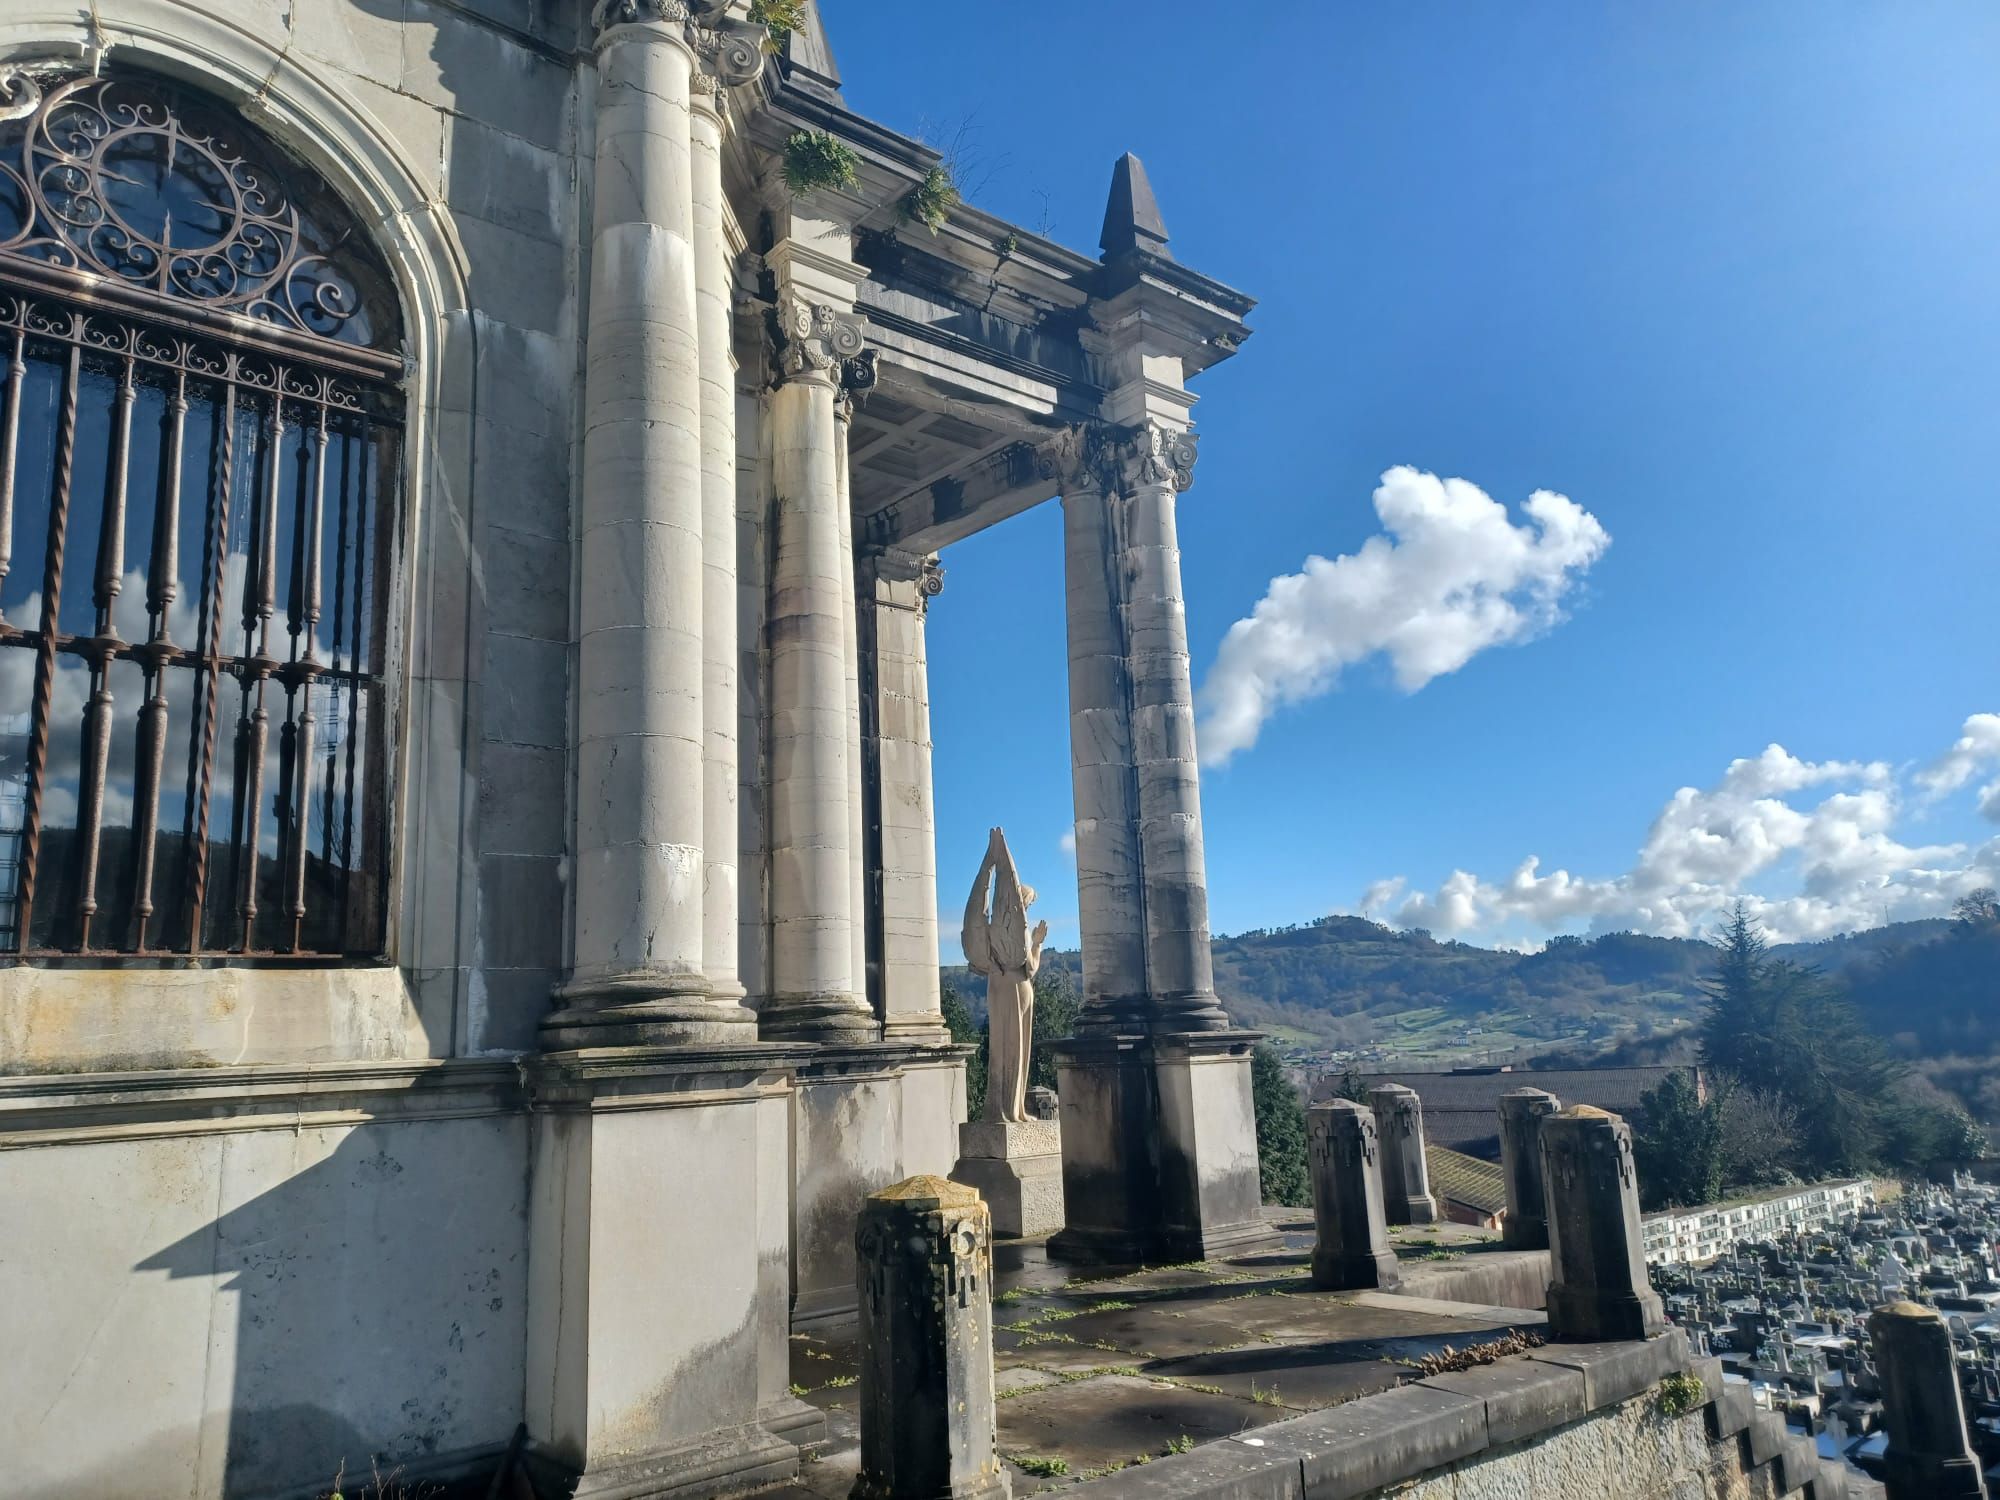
[942,915,1962,1067]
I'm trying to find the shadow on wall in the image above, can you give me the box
[35,1117,530,1500]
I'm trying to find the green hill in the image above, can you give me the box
[943,915,1963,1071]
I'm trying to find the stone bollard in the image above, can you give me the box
[1368,1084,1439,1225]
[1540,1106,1665,1342]
[1307,1100,1401,1291]
[1867,1301,1989,1500]
[1498,1087,1562,1250]
[852,1176,1010,1500]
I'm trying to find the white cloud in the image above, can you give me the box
[1195,466,1610,767]
[1359,723,2000,944]
[1058,829,1076,860]
[1918,713,2000,823]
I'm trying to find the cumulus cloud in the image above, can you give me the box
[1058,829,1076,860]
[1360,725,2000,945]
[1917,713,2000,822]
[1196,466,1610,767]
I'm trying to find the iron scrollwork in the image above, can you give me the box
[0,70,397,351]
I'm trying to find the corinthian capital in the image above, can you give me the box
[777,298,868,384]
[591,0,767,85]
[1036,420,1199,497]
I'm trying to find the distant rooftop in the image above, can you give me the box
[1322,1066,1699,1159]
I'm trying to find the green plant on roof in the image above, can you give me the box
[901,165,958,235]
[1165,1434,1195,1455]
[748,0,807,53]
[783,130,859,195]
[1011,1454,1070,1478]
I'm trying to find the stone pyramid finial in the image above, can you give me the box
[1100,152,1172,261]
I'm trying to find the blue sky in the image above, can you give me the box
[824,1,2000,951]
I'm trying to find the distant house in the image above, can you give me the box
[1426,1145,1509,1230]
[1317,1065,1702,1160]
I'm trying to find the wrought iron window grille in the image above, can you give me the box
[0,69,402,961]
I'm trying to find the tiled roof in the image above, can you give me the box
[1426,1144,1507,1217]
[1314,1066,1697,1160]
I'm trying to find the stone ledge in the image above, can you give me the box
[1061,1332,1699,1500]
[1416,1356,1586,1448]
[1524,1328,1690,1409]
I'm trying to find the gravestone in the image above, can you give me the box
[1498,1087,1561,1250]
[1868,1300,1989,1500]
[1540,1106,1665,1342]
[1368,1083,1439,1225]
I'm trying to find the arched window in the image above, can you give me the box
[0,68,402,959]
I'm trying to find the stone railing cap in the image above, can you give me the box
[871,1173,983,1210]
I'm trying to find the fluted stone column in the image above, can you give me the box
[1308,1100,1401,1291]
[690,69,742,1005]
[1499,1087,1560,1250]
[862,549,947,1041]
[1540,1106,1665,1343]
[852,1177,1008,1500]
[1869,1301,1989,1500]
[760,295,875,1043]
[1370,1084,1439,1225]
[546,0,754,1048]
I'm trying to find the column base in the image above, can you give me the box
[760,1395,829,1455]
[1046,1030,1277,1266]
[1385,1193,1440,1227]
[1311,1247,1402,1292]
[1882,1455,1988,1500]
[759,993,879,1045]
[523,1420,798,1500]
[852,1468,1011,1500]
[1546,1284,1666,1343]
[544,973,757,1050]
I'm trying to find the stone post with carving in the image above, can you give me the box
[1369,1084,1439,1225]
[1308,1099,1401,1291]
[1540,1106,1665,1342]
[852,1176,1010,1500]
[1499,1087,1561,1250]
[1868,1301,1989,1500]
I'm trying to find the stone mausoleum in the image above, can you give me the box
[0,3,1265,1496]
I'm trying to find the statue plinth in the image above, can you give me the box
[952,1117,1064,1240]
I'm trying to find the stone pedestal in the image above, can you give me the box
[851,1176,1009,1500]
[1307,1100,1401,1291]
[790,1043,965,1330]
[1369,1084,1439,1225]
[1047,1032,1273,1264]
[1498,1087,1561,1251]
[1540,1106,1665,1343]
[1868,1301,1990,1500]
[952,1118,1064,1239]
[522,1046,823,1500]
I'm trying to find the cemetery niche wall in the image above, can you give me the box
[0,3,1259,1498]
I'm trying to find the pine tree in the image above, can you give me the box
[941,981,987,1118]
[1251,1044,1309,1207]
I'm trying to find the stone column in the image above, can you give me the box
[1369,1084,1439,1225]
[835,400,870,1021]
[1499,1087,1561,1250]
[690,66,741,1006]
[1047,426,1265,1264]
[861,548,947,1042]
[759,295,875,1043]
[1059,463,1150,1033]
[1308,1100,1401,1291]
[851,1176,1009,1500]
[1119,425,1227,1033]
[1868,1301,1989,1500]
[544,0,754,1048]
[1540,1106,1665,1342]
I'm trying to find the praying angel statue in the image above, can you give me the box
[961,827,1048,1123]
